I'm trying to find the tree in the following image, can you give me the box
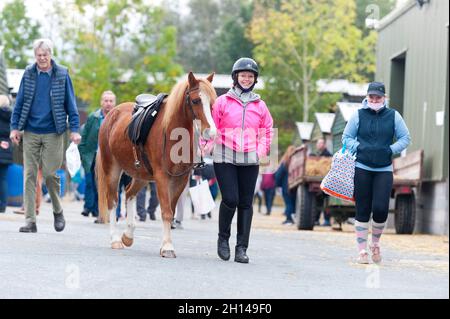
[212,1,255,74]
[176,0,220,73]
[250,0,376,151]
[250,0,370,123]
[50,0,183,111]
[117,5,183,101]
[353,0,396,80]
[52,0,129,109]
[175,0,255,74]
[0,0,41,68]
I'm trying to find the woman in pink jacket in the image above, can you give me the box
[212,57,273,264]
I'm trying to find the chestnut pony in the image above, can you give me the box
[96,72,217,257]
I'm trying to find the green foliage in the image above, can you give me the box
[277,129,295,155]
[249,0,376,150]
[117,6,183,101]
[354,0,396,80]
[211,1,255,74]
[175,0,254,74]
[0,0,392,148]
[0,0,41,68]
[176,0,220,72]
[52,0,183,111]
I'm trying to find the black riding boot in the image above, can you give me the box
[235,207,253,263]
[217,202,236,261]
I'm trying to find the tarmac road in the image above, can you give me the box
[0,196,448,299]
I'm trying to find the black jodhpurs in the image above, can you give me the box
[214,163,260,211]
[354,167,393,223]
[214,163,259,248]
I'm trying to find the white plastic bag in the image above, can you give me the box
[65,142,81,178]
[189,179,216,216]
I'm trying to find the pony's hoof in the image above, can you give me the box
[160,249,177,258]
[111,241,124,249]
[121,234,134,247]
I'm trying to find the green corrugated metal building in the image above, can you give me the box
[331,102,360,153]
[376,0,449,235]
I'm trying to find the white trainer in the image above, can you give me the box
[356,249,370,264]
[370,244,382,264]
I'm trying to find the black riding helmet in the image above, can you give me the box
[231,57,259,92]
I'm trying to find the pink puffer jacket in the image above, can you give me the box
[211,93,273,158]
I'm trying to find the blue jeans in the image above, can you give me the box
[209,181,219,200]
[0,164,9,210]
[88,156,99,216]
[282,191,296,221]
[83,172,97,214]
[263,188,275,214]
[136,182,159,219]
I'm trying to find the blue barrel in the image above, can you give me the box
[56,169,66,197]
[7,164,23,207]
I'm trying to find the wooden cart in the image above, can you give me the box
[288,146,424,234]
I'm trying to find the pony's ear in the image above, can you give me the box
[188,71,198,87]
[206,72,215,83]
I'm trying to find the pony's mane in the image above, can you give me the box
[162,77,216,129]
[162,79,189,129]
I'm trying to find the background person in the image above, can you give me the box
[10,38,81,233]
[79,90,116,219]
[342,82,411,264]
[275,146,296,225]
[311,138,332,226]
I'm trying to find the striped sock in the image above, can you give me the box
[371,221,386,246]
[355,220,369,252]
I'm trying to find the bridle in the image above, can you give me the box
[162,85,208,177]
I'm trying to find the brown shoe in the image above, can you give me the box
[13,208,25,215]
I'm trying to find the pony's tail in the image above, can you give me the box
[96,151,109,224]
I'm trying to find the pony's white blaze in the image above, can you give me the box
[200,91,217,140]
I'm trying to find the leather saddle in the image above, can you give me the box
[135,94,157,110]
[128,93,168,146]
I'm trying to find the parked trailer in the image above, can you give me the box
[288,146,423,234]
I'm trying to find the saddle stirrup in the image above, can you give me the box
[132,146,141,169]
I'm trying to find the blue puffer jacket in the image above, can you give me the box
[10,60,79,135]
